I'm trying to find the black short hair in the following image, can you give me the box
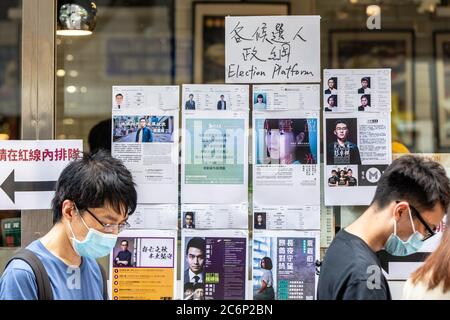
[139,117,146,122]
[331,170,337,174]
[185,212,194,219]
[257,94,264,99]
[261,257,273,270]
[334,119,348,129]
[115,93,123,98]
[186,237,205,255]
[347,168,352,173]
[51,150,137,224]
[328,77,337,89]
[327,95,336,103]
[361,77,369,82]
[184,282,194,292]
[361,94,370,101]
[371,155,450,212]
[220,94,224,98]
[88,119,111,153]
[189,93,194,97]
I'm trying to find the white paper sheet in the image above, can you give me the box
[181,203,248,229]
[323,69,391,113]
[252,85,320,229]
[127,204,178,229]
[252,84,320,111]
[324,112,392,206]
[111,86,179,205]
[181,85,249,204]
[320,163,335,248]
[225,16,321,83]
[182,84,248,112]
[252,205,320,230]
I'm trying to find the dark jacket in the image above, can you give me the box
[185,100,196,110]
[217,100,226,110]
[135,127,153,142]
[327,141,361,165]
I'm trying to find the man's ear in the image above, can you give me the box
[393,201,408,222]
[61,200,76,221]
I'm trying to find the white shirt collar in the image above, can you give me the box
[189,269,203,283]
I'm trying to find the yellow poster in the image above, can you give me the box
[110,230,177,300]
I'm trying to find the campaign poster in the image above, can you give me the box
[252,85,320,229]
[324,112,392,205]
[181,229,248,300]
[252,230,320,300]
[110,229,177,300]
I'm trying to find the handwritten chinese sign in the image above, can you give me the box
[0,140,82,210]
[140,237,175,268]
[225,16,320,83]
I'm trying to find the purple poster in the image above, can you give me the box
[183,236,247,300]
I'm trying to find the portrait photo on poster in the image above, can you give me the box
[324,94,338,112]
[357,76,371,94]
[113,115,174,143]
[184,93,196,110]
[183,211,196,229]
[113,237,135,268]
[183,236,206,300]
[324,77,338,94]
[114,92,124,110]
[256,118,318,165]
[357,94,371,112]
[325,118,361,166]
[253,92,268,110]
[217,94,227,110]
[254,212,267,230]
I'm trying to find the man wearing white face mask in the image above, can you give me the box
[0,150,137,300]
[318,155,450,300]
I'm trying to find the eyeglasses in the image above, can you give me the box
[396,201,436,241]
[409,205,436,241]
[82,207,130,233]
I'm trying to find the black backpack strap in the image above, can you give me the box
[5,249,53,300]
[96,262,108,300]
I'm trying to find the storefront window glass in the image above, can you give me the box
[56,0,174,152]
[0,0,21,259]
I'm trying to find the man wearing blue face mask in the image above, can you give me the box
[317,155,450,300]
[0,150,137,300]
